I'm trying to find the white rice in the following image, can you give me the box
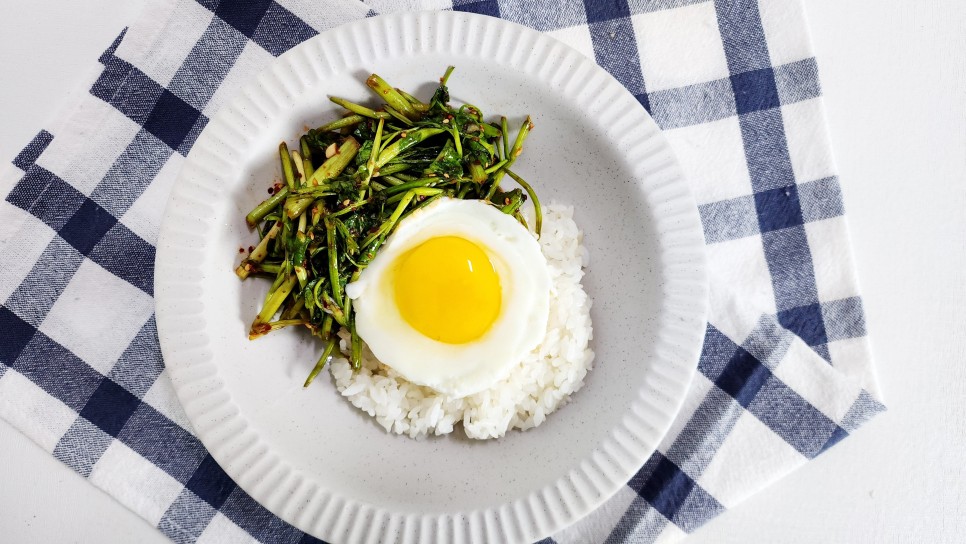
[328,204,594,439]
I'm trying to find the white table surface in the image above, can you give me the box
[1,1,964,542]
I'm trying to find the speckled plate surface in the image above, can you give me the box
[155,10,708,544]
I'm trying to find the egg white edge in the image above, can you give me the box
[346,198,551,398]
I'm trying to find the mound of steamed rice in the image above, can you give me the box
[329,204,594,439]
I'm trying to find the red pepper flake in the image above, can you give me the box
[268,187,274,194]
[248,245,254,253]
[238,247,245,254]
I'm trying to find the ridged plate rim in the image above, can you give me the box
[156,10,708,544]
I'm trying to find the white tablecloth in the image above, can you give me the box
[0,1,963,542]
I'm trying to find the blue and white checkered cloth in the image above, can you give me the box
[0,0,885,542]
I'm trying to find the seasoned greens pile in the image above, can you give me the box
[235,67,541,386]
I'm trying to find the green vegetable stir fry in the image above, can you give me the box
[235,67,542,387]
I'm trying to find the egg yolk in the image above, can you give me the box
[393,236,501,344]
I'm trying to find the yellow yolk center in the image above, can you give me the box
[393,236,501,344]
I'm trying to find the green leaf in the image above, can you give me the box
[429,82,450,113]
[304,129,340,157]
[464,137,494,165]
[355,140,373,167]
[427,139,463,178]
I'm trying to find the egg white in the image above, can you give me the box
[345,197,551,398]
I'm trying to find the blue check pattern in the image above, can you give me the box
[0,0,883,542]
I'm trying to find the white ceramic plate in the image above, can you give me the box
[156,10,707,544]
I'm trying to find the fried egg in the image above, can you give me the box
[345,197,551,398]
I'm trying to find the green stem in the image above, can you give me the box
[308,136,361,186]
[249,318,306,340]
[320,290,347,326]
[383,106,414,126]
[329,196,374,218]
[468,161,486,184]
[316,114,366,132]
[376,128,445,167]
[251,275,296,335]
[363,118,384,192]
[284,196,317,219]
[396,88,429,112]
[325,218,342,305]
[291,150,307,187]
[299,137,315,180]
[281,297,305,321]
[383,177,439,196]
[486,116,532,200]
[253,261,281,275]
[372,162,410,178]
[329,96,391,120]
[505,168,542,237]
[386,186,442,204]
[303,336,337,387]
[362,190,417,247]
[280,142,296,190]
[449,125,463,157]
[235,221,282,279]
[379,174,405,186]
[441,66,455,85]
[350,319,362,369]
[485,159,508,175]
[500,189,525,215]
[333,218,359,255]
[501,116,510,160]
[366,74,419,120]
[246,186,289,226]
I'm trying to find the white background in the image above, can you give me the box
[0,1,964,542]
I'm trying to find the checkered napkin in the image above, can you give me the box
[0,0,884,542]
